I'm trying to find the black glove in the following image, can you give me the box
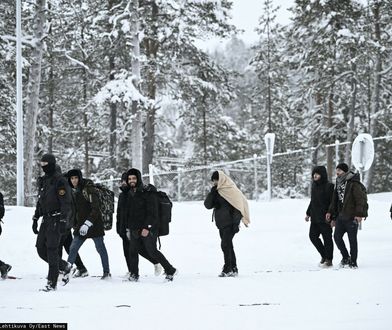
[32,217,39,235]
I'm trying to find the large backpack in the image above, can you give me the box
[83,181,115,230]
[156,191,173,236]
[356,182,369,218]
[145,184,173,236]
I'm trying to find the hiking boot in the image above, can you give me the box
[0,264,12,279]
[165,268,178,281]
[339,257,351,268]
[128,273,139,282]
[321,259,333,268]
[62,262,72,285]
[40,281,56,292]
[319,257,326,266]
[231,266,239,277]
[101,272,111,280]
[154,263,163,276]
[349,260,358,269]
[72,268,89,278]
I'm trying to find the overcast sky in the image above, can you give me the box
[198,0,295,50]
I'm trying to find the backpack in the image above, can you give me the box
[83,181,115,230]
[144,184,173,236]
[356,182,369,218]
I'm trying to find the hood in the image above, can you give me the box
[312,166,328,184]
[66,168,83,188]
[126,168,143,188]
[347,171,361,182]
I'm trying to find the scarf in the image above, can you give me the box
[216,170,250,227]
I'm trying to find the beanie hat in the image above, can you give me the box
[336,163,349,173]
[211,171,219,181]
[41,153,56,164]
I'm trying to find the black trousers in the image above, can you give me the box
[121,235,158,272]
[309,222,334,260]
[62,230,87,271]
[128,231,174,277]
[334,216,359,263]
[36,218,68,285]
[219,226,237,272]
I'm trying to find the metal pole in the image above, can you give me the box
[177,170,181,202]
[335,139,339,166]
[16,0,24,206]
[253,154,258,200]
[148,164,155,185]
[266,155,272,201]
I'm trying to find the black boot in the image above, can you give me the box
[0,263,12,279]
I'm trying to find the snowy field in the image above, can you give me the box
[1,193,392,330]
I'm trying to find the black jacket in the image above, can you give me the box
[123,169,159,232]
[116,185,129,237]
[306,166,334,223]
[0,192,4,219]
[34,168,72,224]
[204,187,242,230]
[66,169,104,238]
[328,171,367,219]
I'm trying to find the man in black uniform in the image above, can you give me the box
[122,168,177,282]
[0,191,12,279]
[32,154,72,291]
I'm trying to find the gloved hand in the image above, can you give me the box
[126,229,131,241]
[59,219,67,235]
[79,220,93,236]
[32,216,39,235]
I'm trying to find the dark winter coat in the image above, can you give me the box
[116,185,129,237]
[123,169,159,233]
[328,171,367,220]
[306,166,334,223]
[204,186,242,230]
[0,192,4,219]
[67,169,104,238]
[34,168,72,225]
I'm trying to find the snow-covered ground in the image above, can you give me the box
[1,193,391,330]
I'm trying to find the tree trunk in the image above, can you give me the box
[345,51,357,166]
[142,1,159,173]
[364,1,382,190]
[130,0,143,170]
[24,0,46,205]
[109,55,117,171]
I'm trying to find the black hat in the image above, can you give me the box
[336,163,349,173]
[211,171,219,181]
[41,153,56,164]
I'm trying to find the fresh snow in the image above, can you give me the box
[1,193,391,329]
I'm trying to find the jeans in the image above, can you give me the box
[68,235,110,274]
[128,231,175,277]
[62,230,87,271]
[334,216,359,262]
[219,226,237,272]
[309,222,334,260]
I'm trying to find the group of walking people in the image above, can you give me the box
[0,153,388,292]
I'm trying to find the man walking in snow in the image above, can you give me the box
[326,163,368,268]
[204,171,250,277]
[305,166,334,267]
[120,168,177,282]
[62,169,111,284]
[0,191,12,279]
[32,154,73,291]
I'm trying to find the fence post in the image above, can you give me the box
[110,175,114,191]
[177,169,182,202]
[149,164,155,185]
[253,154,258,200]
[335,140,340,166]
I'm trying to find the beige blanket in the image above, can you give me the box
[216,170,250,227]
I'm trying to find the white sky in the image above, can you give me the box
[198,0,295,50]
